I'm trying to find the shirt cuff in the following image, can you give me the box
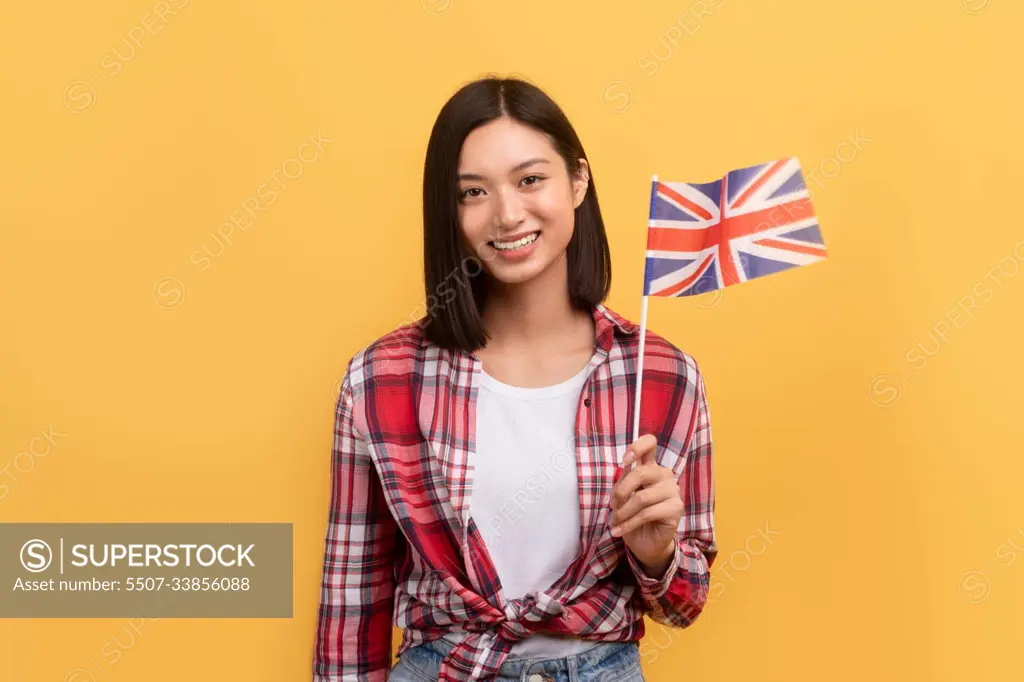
[626,540,681,600]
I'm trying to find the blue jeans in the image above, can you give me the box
[389,637,646,681]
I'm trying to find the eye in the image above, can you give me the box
[459,187,485,201]
[520,175,544,187]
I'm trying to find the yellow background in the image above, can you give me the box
[1,0,1022,679]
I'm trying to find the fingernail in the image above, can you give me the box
[610,526,621,537]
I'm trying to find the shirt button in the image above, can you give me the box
[584,398,591,407]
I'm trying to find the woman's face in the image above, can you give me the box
[456,117,589,286]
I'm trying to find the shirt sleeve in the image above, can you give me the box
[313,367,400,681]
[626,364,717,627]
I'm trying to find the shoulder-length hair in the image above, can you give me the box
[420,75,612,353]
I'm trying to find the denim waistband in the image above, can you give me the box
[417,635,639,678]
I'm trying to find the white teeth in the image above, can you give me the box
[493,233,539,251]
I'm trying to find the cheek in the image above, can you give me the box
[458,205,488,238]
[531,188,576,230]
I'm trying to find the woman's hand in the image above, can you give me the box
[609,433,683,577]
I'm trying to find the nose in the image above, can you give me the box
[494,185,526,234]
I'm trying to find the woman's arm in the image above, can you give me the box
[625,367,717,627]
[313,368,400,681]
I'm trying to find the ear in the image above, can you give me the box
[572,158,590,209]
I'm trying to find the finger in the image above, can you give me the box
[612,497,682,537]
[637,435,659,465]
[611,463,670,510]
[610,478,677,527]
[622,433,658,469]
[611,464,658,509]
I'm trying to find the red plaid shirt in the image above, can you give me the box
[313,304,716,681]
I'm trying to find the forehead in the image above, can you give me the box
[458,118,558,173]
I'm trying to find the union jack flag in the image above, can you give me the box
[643,157,826,297]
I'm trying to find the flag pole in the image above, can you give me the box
[631,294,649,446]
[631,174,657,449]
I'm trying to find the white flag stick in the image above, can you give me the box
[631,293,649,447]
[630,173,657,451]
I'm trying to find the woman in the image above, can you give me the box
[313,76,717,682]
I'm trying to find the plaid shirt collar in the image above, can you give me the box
[440,302,640,359]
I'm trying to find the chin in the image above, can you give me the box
[488,268,545,286]
[484,253,562,286]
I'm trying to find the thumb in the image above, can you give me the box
[623,433,658,468]
[637,433,659,464]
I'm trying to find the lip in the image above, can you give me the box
[490,230,540,245]
[491,232,540,262]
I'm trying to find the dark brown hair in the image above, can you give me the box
[420,75,612,353]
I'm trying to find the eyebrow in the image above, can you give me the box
[457,157,551,182]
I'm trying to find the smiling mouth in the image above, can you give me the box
[489,231,540,251]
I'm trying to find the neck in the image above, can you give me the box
[481,256,589,351]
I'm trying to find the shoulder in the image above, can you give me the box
[342,318,429,397]
[601,305,710,469]
[598,304,704,391]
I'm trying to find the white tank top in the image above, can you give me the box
[444,362,599,659]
